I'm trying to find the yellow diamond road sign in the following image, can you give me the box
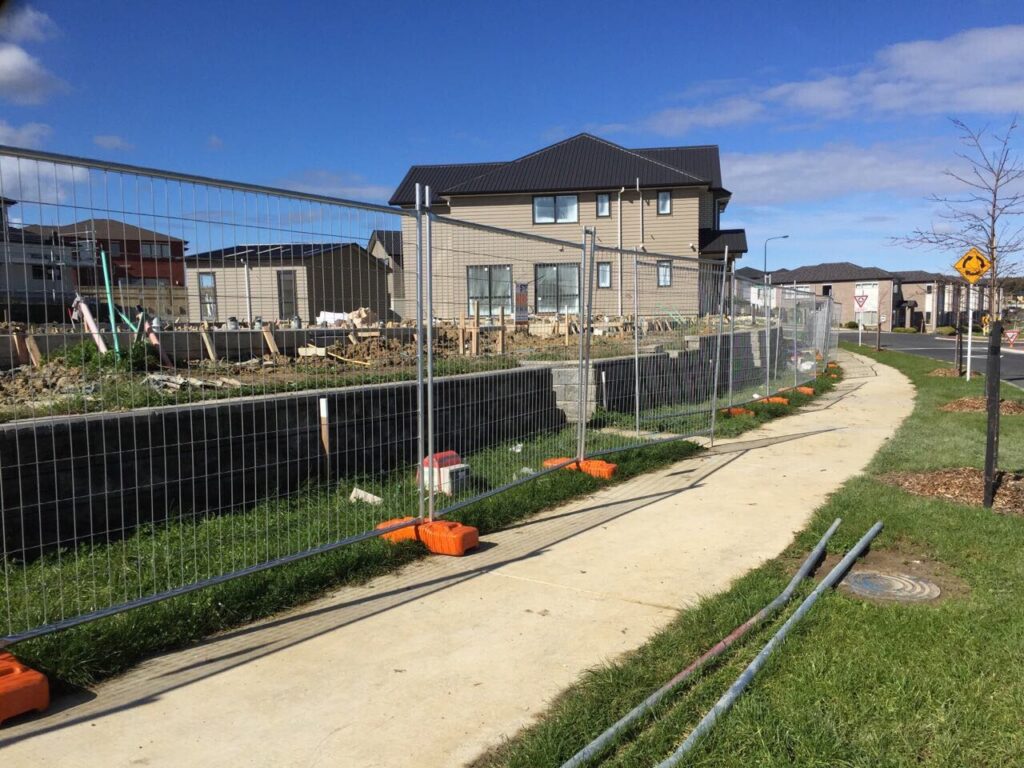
[953,247,992,284]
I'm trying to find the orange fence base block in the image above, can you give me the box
[720,406,755,417]
[418,521,479,556]
[763,396,790,405]
[579,459,617,479]
[0,653,49,726]
[375,517,420,544]
[796,386,815,396]
[542,457,579,470]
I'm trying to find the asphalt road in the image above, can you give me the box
[839,330,1024,389]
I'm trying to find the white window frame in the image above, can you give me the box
[657,191,672,215]
[597,261,612,289]
[596,193,611,218]
[656,260,672,287]
[533,194,578,224]
[466,264,513,316]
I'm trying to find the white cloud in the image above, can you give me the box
[0,42,63,104]
[206,134,224,150]
[280,170,392,202]
[0,118,49,146]
[0,6,58,42]
[93,134,134,151]
[723,144,960,206]
[605,25,1024,136]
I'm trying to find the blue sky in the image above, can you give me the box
[1,0,1023,271]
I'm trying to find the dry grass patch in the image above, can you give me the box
[880,468,1024,514]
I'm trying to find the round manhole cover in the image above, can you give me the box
[843,571,941,602]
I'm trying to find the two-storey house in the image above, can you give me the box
[388,133,746,321]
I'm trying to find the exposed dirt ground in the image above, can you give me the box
[811,547,969,604]
[0,361,88,404]
[939,396,1024,415]
[880,468,1024,515]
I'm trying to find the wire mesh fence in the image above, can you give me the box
[0,147,837,647]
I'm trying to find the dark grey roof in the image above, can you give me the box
[699,228,747,254]
[771,262,896,283]
[389,162,506,207]
[735,266,765,281]
[894,270,945,283]
[389,133,723,205]
[189,241,383,268]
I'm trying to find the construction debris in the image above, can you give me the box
[143,373,242,392]
[350,487,383,505]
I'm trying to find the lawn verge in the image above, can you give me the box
[474,346,1024,767]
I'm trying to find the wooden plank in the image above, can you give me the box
[11,332,29,366]
[297,345,327,358]
[472,300,481,356]
[498,305,506,355]
[261,326,281,356]
[199,327,217,362]
[24,335,42,368]
[326,350,371,366]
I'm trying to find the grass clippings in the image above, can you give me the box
[939,396,1024,415]
[880,468,1024,515]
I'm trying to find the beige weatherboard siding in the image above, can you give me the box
[187,262,310,324]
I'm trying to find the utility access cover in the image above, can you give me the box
[843,571,940,602]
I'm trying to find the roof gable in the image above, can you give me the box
[389,133,722,205]
[771,262,896,283]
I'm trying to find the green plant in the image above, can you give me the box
[935,325,958,336]
[892,327,919,333]
[844,320,859,329]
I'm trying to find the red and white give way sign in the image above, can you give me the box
[854,295,868,308]
[1006,329,1020,347]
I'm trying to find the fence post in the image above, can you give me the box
[573,228,598,462]
[792,283,799,389]
[709,248,729,445]
[633,248,641,437]
[764,276,772,396]
[414,184,426,521]
[983,321,1002,508]
[728,262,735,407]
[821,297,832,372]
[425,187,436,521]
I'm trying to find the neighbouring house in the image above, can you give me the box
[767,262,903,331]
[185,242,390,325]
[893,271,952,331]
[388,133,746,320]
[368,229,403,319]
[25,217,189,319]
[0,198,80,323]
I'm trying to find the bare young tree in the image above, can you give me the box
[898,118,1024,315]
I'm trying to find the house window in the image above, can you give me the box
[596,193,611,218]
[198,272,217,322]
[657,191,672,215]
[535,263,579,313]
[822,285,832,297]
[597,261,612,289]
[656,260,672,287]
[926,285,933,294]
[466,264,512,316]
[31,265,61,281]
[533,195,578,224]
[140,242,171,258]
[278,270,298,319]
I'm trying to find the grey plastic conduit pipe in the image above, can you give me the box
[655,520,884,768]
[560,518,842,768]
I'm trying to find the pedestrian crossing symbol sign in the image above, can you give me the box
[953,247,992,284]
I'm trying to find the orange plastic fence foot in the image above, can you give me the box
[376,517,420,543]
[720,406,755,417]
[763,396,790,405]
[0,653,49,726]
[542,457,578,470]
[579,459,617,479]
[796,386,815,396]
[418,521,479,556]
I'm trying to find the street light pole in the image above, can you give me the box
[763,235,789,394]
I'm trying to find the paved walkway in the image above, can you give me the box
[0,351,913,768]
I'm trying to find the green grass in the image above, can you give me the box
[475,345,1024,767]
[5,367,842,690]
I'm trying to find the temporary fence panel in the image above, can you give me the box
[726,271,777,406]
[0,147,426,645]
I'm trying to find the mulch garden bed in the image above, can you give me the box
[880,468,1024,514]
[928,367,964,378]
[939,397,1024,415]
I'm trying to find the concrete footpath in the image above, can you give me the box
[0,351,914,768]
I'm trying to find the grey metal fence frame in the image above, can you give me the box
[0,147,829,648]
